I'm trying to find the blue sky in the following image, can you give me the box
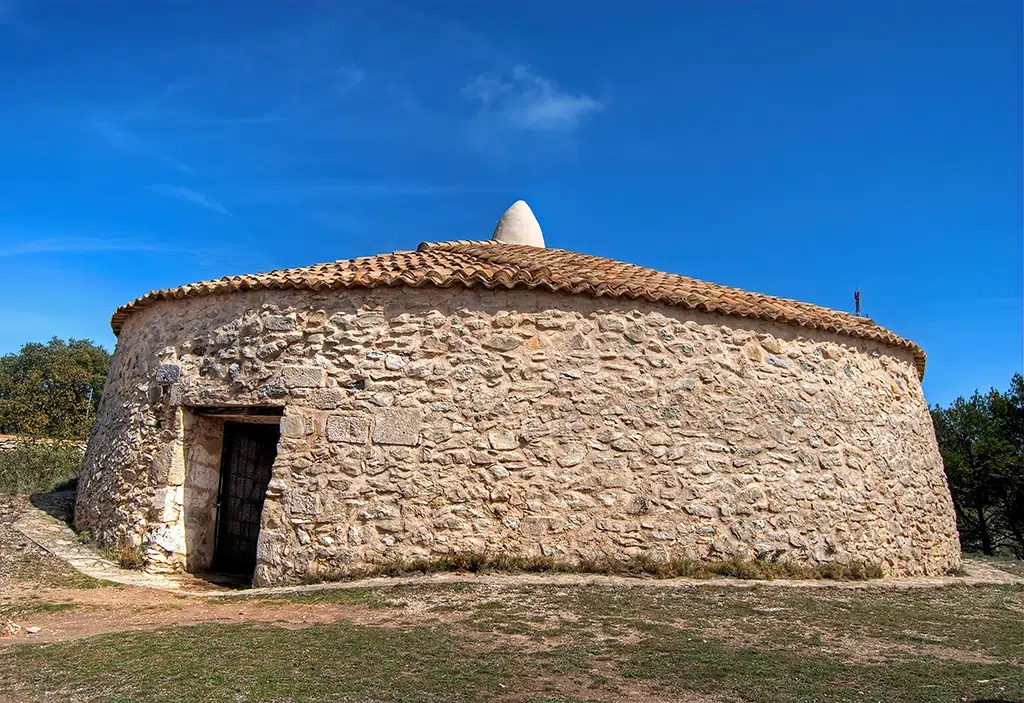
[0,1,1020,406]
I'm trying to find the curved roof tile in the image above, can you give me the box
[110,240,926,377]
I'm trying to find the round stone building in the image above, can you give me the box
[75,202,961,585]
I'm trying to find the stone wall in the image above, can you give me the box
[75,286,961,584]
[0,436,87,452]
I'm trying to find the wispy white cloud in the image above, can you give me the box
[0,234,270,276]
[72,5,603,220]
[91,117,196,175]
[226,179,505,206]
[300,180,504,198]
[305,210,362,234]
[0,310,75,333]
[0,236,171,257]
[148,184,231,216]
[373,0,508,64]
[464,65,603,131]
[333,66,366,92]
[85,77,199,175]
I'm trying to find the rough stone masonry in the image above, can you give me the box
[75,282,961,586]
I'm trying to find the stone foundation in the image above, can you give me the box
[0,436,86,452]
[75,286,961,584]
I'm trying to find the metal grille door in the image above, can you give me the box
[213,422,279,575]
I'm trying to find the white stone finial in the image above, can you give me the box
[491,200,545,248]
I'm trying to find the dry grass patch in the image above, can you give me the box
[300,551,883,584]
[1,580,1022,702]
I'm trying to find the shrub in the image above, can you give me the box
[108,544,147,570]
[0,440,82,494]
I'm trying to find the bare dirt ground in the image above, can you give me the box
[2,494,410,644]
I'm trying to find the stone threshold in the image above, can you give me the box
[16,497,1022,598]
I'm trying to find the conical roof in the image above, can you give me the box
[109,239,926,377]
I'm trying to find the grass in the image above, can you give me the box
[300,550,884,583]
[980,553,1024,578]
[0,543,110,590]
[0,494,115,591]
[1,580,1022,702]
[105,543,147,570]
[0,532,113,592]
[1,622,514,702]
[0,440,82,494]
[0,599,77,621]
[3,582,1023,702]
[620,624,1022,703]
[263,580,1024,701]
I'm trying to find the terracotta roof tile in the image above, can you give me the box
[110,240,926,377]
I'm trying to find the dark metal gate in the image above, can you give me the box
[213,421,280,576]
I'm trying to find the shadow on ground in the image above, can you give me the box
[29,490,76,529]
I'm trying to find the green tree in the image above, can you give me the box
[0,337,111,440]
[932,374,1024,557]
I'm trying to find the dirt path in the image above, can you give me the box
[2,585,417,645]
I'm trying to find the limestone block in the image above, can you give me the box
[488,465,510,480]
[484,333,524,351]
[556,446,586,467]
[280,414,312,438]
[624,324,645,344]
[168,383,184,406]
[281,366,326,388]
[257,341,288,359]
[186,461,221,492]
[685,503,716,518]
[152,486,181,522]
[150,523,186,555]
[327,415,370,444]
[290,493,317,515]
[384,354,406,371]
[371,408,421,446]
[310,388,344,410]
[739,483,763,503]
[167,445,186,486]
[488,432,518,450]
[598,316,625,332]
[265,315,296,331]
[521,516,555,534]
[156,364,180,384]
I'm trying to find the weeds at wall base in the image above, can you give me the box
[299,552,885,585]
[104,544,147,570]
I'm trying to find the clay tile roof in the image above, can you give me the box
[110,240,926,377]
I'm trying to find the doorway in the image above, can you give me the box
[212,421,280,576]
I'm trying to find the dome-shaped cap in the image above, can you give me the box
[491,200,545,248]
